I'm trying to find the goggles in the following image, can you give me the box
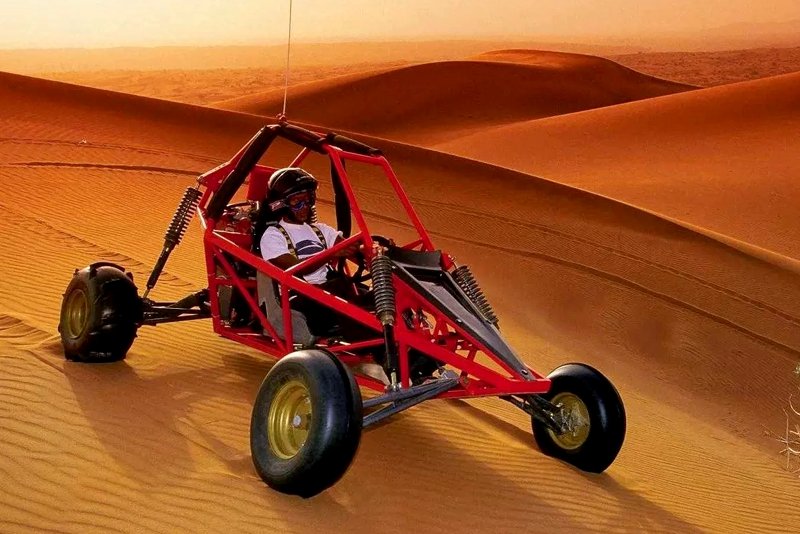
[285,191,315,211]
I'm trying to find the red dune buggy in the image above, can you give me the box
[59,121,626,497]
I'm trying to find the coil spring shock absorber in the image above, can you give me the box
[143,186,202,298]
[452,265,499,328]
[372,255,395,326]
[371,253,399,386]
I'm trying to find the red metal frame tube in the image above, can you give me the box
[192,129,553,402]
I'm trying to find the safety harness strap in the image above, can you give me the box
[274,224,296,257]
[311,224,327,249]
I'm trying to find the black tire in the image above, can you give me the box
[250,349,363,497]
[58,262,141,363]
[531,363,626,473]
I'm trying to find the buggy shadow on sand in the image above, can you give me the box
[59,121,626,497]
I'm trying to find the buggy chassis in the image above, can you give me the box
[59,121,626,497]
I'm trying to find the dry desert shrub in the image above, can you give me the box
[775,365,800,475]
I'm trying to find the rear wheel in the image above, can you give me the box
[58,263,141,363]
[250,350,362,497]
[531,363,626,473]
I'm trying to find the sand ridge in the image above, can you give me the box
[215,51,694,144]
[437,70,800,261]
[1,61,800,533]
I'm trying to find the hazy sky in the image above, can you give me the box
[1,0,798,49]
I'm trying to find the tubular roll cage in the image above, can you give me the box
[188,122,549,398]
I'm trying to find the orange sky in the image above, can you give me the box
[1,0,798,49]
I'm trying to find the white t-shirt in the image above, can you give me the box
[260,220,342,285]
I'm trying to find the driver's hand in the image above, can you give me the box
[369,241,392,256]
[336,242,361,258]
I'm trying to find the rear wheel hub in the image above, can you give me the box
[64,288,89,339]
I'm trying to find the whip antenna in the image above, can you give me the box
[279,0,293,122]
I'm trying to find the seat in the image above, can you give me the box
[247,165,277,201]
[256,270,317,347]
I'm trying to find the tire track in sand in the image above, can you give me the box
[350,199,800,360]
[1,161,200,176]
[0,137,220,165]
[0,201,193,290]
[357,185,800,327]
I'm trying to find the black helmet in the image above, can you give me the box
[265,167,318,211]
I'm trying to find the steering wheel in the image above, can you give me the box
[337,235,394,284]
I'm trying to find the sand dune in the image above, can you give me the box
[32,47,800,109]
[1,70,800,533]
[438,71,800,262]
[215,51,694,144]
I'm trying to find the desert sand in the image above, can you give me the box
[0,41,643,74]
[1,46,800,534]
[19,44,800,108]
[611,46,800,87]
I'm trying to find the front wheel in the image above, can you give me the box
[531,363,626,473]
[250,350,363,497]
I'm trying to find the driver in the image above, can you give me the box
[259,166,440,383]
[259,167,362,331]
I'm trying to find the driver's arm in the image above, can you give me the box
[261,227,302,270]
[268,253,300,270]
[266,237,348,270]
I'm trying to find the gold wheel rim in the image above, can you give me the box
[268,379,312,459]
[547,392,590,450]
[64,288,89,339]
